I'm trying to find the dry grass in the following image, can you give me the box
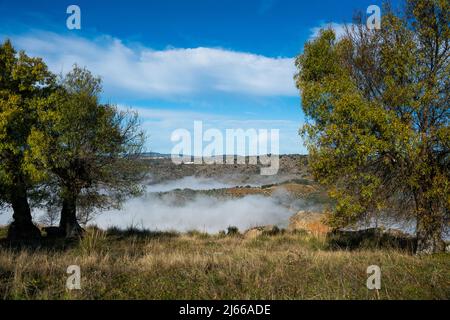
[0,227,448,300]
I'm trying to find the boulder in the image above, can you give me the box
[288,210,330,236]
[244,225,281,239]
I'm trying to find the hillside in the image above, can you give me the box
[144,155,310,184]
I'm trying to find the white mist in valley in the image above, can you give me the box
[93,194,294,233]
[145,176,237,193]
[0,177,299,232]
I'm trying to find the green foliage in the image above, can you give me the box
[295,0,449,252]
[1,40,147,237]
[0,39,55,203]
[227,226,240,236]
[26,65,147,214]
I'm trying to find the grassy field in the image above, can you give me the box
[0,227,449,300]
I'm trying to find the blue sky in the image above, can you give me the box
[0,0,390,155]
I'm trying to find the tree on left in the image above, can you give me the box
[0,40,55,240]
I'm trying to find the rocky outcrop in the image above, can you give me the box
[288,210,330,236]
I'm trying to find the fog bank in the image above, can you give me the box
[92,194,294,233]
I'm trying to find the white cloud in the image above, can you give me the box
[309,22,355,41]
[4,31,297,98]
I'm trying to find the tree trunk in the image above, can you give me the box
[416,211,446,255]
[7,183,41,241]
[59,193,84,239]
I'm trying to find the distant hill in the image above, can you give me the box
[143,154,310,185]
[141,152,173,159]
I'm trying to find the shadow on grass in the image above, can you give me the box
[0,236,79,253]
[0,225,180,252]
[325,228,417,254]
[105,226,180,240]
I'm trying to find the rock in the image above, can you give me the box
[244,225,281,239]
[244,228,262,239]
[288,210,330,236]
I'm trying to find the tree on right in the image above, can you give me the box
[295,0,449,254]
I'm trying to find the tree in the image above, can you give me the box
[27,66,147,238]
[0,40,55,240]
[295,0,449,254]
